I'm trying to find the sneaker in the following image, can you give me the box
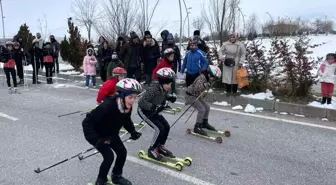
[158,145,175,158]
[194,122,208,136]
[95,178,108,185]
[147,147,163,161]
[111,174,132,185]
[85,86,89,89]
[202,119,217,131]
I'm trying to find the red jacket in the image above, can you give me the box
[152,58,174,80]
[96,78,118,104]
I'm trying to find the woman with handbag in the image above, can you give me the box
[219,33,246,96]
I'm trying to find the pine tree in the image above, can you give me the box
[245,39,276,92]
[15,24,35,53]
[60,17,88,70]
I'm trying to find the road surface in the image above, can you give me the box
[0,81,335,185]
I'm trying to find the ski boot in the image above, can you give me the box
[112,174,132,185]
[327,97,332,105]
[321,97,327,104]
[95,178,109,185]
[202,119,217,131]
[158,145,175,158]
[13,88,19,94]
[8,87,13,94]
[148,147,164,161]
[194,122,208,136]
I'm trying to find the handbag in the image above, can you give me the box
[224,45,240,67]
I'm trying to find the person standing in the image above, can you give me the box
[187,30,208,54]
[49,35,60,73]
[29,40,43,84]
[42,40,55,84]
[83,48,97,88]
[141,31,160,85]
[1,41,18,92]
[13,42,24,85]
[98,41,113,82]
[126,31,142,82]
[218,33,246,96]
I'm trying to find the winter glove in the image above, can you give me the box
[166,94,177,103]
[130,131,142,140]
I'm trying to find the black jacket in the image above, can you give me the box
[141,38,160,73]
[14,49,24,64]
[28,46,43,67]
[82,96,136,142]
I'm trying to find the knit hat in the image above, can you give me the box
[144,30,152,38]
[167,33,174,43]
[193,30,200,36]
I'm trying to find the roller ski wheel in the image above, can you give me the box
[174,107,181,112]
[87,176,113,185]
[138,150,184,171]
[204,129,231,137]
[161,155,192,166]
[186,129,222,144]
[163,109,176,114]
[119,129,127,133]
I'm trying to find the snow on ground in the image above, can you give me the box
[232,105,243,110]
[213,101,230,106]
[59,70,82,75]
[241,89,275,100]
[308,101,336,109]
[21,63,74,72]
[53,84,68,88]
[244,104,256,113]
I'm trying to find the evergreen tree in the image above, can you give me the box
[60,17,88,70]
[15,24,35,53]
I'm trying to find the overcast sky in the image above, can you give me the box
[2,0,336,41]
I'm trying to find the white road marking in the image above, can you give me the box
[0,112,19,121]
[127,156,218,185]
[175,101,336,131]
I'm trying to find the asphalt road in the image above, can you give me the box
[0,81,335,185]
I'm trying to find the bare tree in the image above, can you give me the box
[136,0,161,37]
[192,17,205,32]
[93,0,139,42]
[37,14,48,39]
[71,0,102,42]
[201,0,230,46]
[247,13,258,34]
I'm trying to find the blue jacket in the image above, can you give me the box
[181,49,208,75]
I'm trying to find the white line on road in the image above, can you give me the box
[127,156,218,185]
[0,112,19,121]
[175,101,336,131]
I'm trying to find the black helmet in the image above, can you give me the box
[160,30,169,40]
[13,42,20,47]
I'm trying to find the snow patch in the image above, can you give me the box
[208,89,214,93]
[244,104,256,113]
[213,101,231,106]
[256,107,264,112]
[322,118,328,121]
[241,89,274,100]
[59,70,81,75]
[53,84,68,88]
[232,105,243,110]
[308,101,336,109]
[279,112,288,115]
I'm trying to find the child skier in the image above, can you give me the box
[152,48,175,81]
[42,40,54,84]
[137,67,177,161]
[82,78,143,185]
[318,53,336,104]
[96,67,127,104]
[185,65,222,136]
[83,48,97,88]
[29,40,43,84]
[1,41,18,93]
[13,42,24,85]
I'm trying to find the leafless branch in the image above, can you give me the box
[192,17,205,32]
[37,14,48,39]
[137,0,161,36]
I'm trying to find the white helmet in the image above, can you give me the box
[208,65,222,79]
[156,67,175,80]
[116,78,142,94]
[163,48,175,56]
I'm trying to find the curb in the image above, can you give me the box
[174,88,336,121]
[5,71,335,121]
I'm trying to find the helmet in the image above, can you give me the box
[163,48,175,56]
[116,78,142,94]
[207,65,222,79]
[49,35,55,39]
[44,39,51,45]
[160,30,169,40]
[32,39,39,44]
[13,42,20,47]
[157,67,175,80]
[5,41,14,46]
[112,67,127,76]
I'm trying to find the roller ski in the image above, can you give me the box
[158,145,192,166]
[138,148,184,171]
[8,87,20,94]
[119,122,145,133]
[186,122,222,143]
[202,119,231,137]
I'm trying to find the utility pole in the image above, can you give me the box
[182,0,191,38]
[0,0,5,40]
[178,0,182,50]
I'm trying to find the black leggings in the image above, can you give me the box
[88,136,127,181]
[45,63,53,82]
[16,62,24,80]
[4,68,17,87]
[137,108,170,148]
[225,83,238,93]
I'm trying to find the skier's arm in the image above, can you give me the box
[175,46,182,71]
[123,112,136,134]
[181,53,188,73]
[199,51,209,70]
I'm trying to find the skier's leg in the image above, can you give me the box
[4,68,11,87]
[199,98,216,131]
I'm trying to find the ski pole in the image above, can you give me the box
[34,147,95,173]
[78,122,147,161]
[58,110,82,117]
[185,108,196,123]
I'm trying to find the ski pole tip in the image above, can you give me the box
[34,168,41,173]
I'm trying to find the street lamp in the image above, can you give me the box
[183,11,191,38]
[178,0,182,50]
[182,0,191,37]
[0,0,5,40]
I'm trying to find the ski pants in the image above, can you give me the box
[53,57,59,73]
[137,107,170,148]
[16,62,24,80]
[4,68,17,88]
[32,62,40,82]
[87,135,127,181]
[185,94,210,123]
[45,63,53,82]
[321,82,334,97]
